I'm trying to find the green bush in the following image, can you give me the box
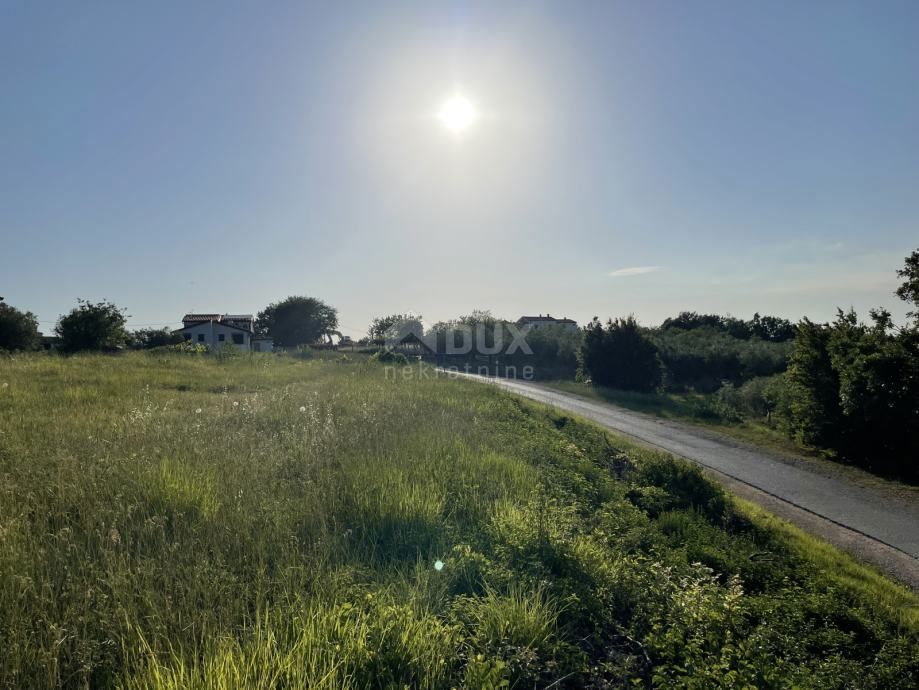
[579,316,663,392]
[786,310,919,479]
[370,348,410,365]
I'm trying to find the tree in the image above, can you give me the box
[257,296,338,347]
[55,299,128,352]
[896,248,919,320]
[750,313,797,342]
[579,316,663,392]
[0,298,40,351]
[825,308,919,477]
[427,310,508,354]
[129,327,184,349]
[785,318,843,449]
[368,313,424,342]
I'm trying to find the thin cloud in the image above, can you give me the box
[608,266,661,277]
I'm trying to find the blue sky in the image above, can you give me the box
[2,1,917,337]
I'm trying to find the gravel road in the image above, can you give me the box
[453,373,919,589]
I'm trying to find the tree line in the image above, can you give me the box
[0,295,339,353]
[579,250,919,481]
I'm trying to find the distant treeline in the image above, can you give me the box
[660,311,797,342]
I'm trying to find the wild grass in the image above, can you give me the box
[0,352,917,688]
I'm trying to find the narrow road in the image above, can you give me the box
[453,373,919,589]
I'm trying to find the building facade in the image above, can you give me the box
[515,314,579,332]
[173,313,273,352]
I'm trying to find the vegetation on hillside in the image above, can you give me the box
[1,352,917,688]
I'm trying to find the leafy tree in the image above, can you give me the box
[427,311,507,353]
[129,327,184,349]
[368,313,423,342]
[0,298,40,351]
[579,316,663,392]
[785,318,843,449]
[517,325,582,378]
[660,311,795,342]
[895,248,919,320]
[55,299,128,352]
[750,313,797,342]
[826,308,919,477]
[661,312,726,333]
[256,296,338,347]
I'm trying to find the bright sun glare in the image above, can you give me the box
[438,95,477,133]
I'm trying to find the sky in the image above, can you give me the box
[2,1,918,338]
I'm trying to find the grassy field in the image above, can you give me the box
[1,352,917,689]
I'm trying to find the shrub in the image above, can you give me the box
[370,349,409,365]
[735,374,792,424]
[579,316,663,392]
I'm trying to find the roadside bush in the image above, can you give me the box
[736,374,792,424]
[579,316,663,392]
[710,375,792,426]
[631,457,727,522]
[786,309,919,479]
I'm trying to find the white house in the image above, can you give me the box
[173,313,274,352]
[515,314,579,333]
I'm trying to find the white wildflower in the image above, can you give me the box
[195,408,202,414]
[299,406,307,413]
[233,401,239,407]
[434,560,444,571]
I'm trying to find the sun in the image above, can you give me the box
[438,94,477,133]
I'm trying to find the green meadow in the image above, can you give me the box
[0,352,917,689]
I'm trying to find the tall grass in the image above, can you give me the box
[0,352,916,688]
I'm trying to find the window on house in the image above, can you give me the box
[218,334,225,342]
[232,333,244,345]
[197,334,205,342]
